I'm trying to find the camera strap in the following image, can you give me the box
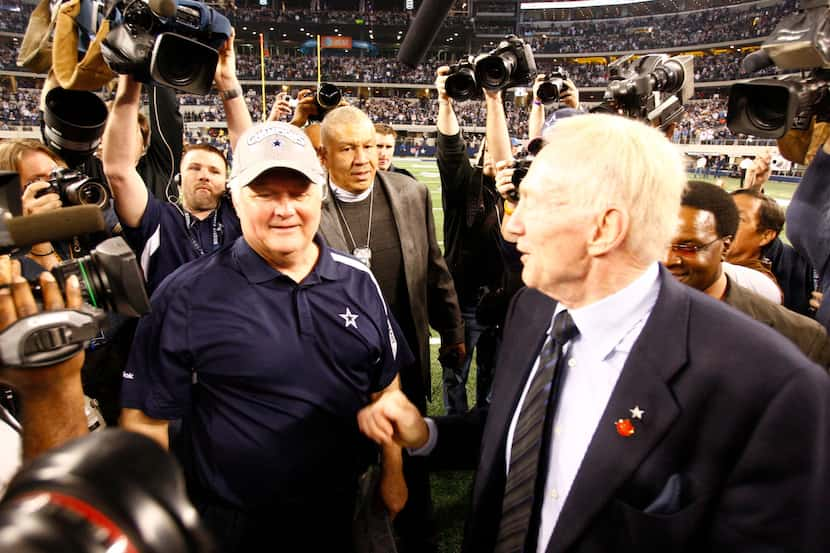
[183,206,223,257]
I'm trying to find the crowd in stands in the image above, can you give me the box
[524,0,797,53]
[0,1,796,58]
[232,50,780,86]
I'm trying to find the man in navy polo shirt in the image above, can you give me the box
[102,36,253,293]
[120,121,410,552]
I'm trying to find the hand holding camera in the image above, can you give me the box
[0,256,83,396]
[21,180,61,218]
[435,65,452,103]
[268,93,295,122]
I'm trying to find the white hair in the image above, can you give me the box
[540,114,686,264]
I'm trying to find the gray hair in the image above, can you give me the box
[539,114,686,264]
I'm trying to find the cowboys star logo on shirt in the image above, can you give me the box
[339,307,359,329]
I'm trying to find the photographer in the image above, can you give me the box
[434,66,517,415]
[0,140,119,274]
[0,255,84,495]
[103,32,249,294]
[528,73,580,139]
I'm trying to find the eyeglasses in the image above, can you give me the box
[669,237,722,255]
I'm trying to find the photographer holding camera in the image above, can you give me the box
[434,65,519,416]
[0,255,85,494]
[528,72,580,139]
[103,31,251,294]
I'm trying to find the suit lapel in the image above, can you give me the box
[318,191,350,253]
[546,270,690,553]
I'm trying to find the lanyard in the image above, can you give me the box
[183,206,223,257]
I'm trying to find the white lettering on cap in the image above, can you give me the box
[246,125,308,147]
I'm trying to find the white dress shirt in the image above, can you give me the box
[504,263,661,553]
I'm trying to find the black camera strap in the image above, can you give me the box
[183,205,223,257]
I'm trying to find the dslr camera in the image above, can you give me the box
[592,53,694,130]
[508,137,546,203]
[36,167,110,210]
[536,67,570,106]
[103,0,232,95]
[308,83,343,122]
[727,0,830,138]
[445,35,537,102]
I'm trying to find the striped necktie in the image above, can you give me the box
[494,310,579,553]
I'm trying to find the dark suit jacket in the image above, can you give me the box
[723,276,830,368]
[434,268,830,553]
[318,171,464,398]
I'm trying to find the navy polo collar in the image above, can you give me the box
[232,234,339,284]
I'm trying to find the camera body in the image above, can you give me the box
[476,35,537,91]
[35,168,110,210]
[308,83,343,122]
[592,53,694,130]
[536,67,570,106]
[727,1,830,138]
[103,0,232,95]
[508,137,546,203]
[444,36,537,102]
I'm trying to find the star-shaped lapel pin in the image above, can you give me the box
[339,307,359,329]
[630,406,645,420]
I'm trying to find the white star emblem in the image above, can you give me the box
[339,307,359,329]
[630,406,645,420]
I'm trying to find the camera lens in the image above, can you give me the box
[446,67,478,101]
[50,238,150,317]
[151,34,219,95]
[476,53,515,90]
[317,83,342,109]
[536,80,562,105]
[63,181,109,209]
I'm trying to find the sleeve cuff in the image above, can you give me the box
[407,417,438,456]
[441,326,466,347]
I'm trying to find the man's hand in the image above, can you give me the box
[494,159,517,203]
[268,93,293,122]
[0,256,83,396]
[435,66,451,104]
[744,151,772,192]
[380,447,407,519]
[213,28,238,92]
[21,181,61,216]
[439,342,466,370]
[289,89,319,127]
[560,79,580,110]
[358,389,429,449]
[811,290,823,311]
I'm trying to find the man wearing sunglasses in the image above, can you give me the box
[664,180,830,367]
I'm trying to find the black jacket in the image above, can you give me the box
[436,131,512,307]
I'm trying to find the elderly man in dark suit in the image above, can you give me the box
[317,105,464,553]
[357,114,830,553]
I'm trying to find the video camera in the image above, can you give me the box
[445,35,537,102]
[308,83,343,122]
[536,67,570,106]
[0,430,215,553]
[727,0,830,138]
[592,54,694,131]
[102,0,232,95]
[0,173,150,369]
[36,167,109,210]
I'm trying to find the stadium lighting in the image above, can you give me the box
[521,0,657,9]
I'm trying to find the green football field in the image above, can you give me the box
[391,158,800,552]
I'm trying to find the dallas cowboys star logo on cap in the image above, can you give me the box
[272,139,282,148]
